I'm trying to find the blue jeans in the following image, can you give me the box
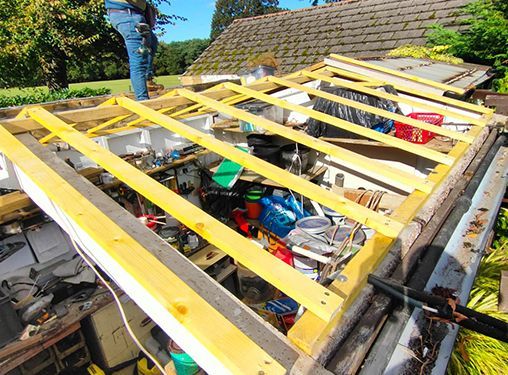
[108,12,158,101]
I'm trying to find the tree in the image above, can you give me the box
[0,0,182,90]
[155,39,210,75]
[67,53,130,83]
[210,0,282,40]
[310,0,341,5]
[427,0,508,91]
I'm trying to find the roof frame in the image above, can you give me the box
[0,54,493,364]
[0,127,285,375]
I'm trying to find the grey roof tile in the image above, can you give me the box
[185,0,473,76]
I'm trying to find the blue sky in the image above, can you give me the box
[158,0,314,42]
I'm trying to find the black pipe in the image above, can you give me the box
[358,133,507,374]
[459,317,508,343]
[328,131,501,374]
[367,275,428,311]
[368,275,508,343]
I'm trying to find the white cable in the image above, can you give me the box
[68,236,166,375]
[287,143,305,215]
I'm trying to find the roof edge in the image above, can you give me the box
[231,0,361,24]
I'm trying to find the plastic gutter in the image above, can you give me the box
[384,145,508,375]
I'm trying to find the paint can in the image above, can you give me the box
[325,225,366,246]
[295,216,332,235]
[293,255,319,280]
[321,206,346,226]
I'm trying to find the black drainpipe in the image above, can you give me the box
[357,133,506,375]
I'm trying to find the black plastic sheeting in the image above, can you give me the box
[306,85,401,139]
[199,167,252,219]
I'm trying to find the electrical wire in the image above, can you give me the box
[321,190,386,281]
[287,143,305,216]
[68,236,166,375]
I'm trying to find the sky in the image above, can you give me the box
[158,0,314,43]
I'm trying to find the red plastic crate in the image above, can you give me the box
[394,112,444,144]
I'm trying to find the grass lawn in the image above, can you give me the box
[0,75,180,97]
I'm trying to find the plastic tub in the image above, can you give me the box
[245,189,263,201]
[252,145,281,167]
[237,263,276,304]
[247,134,275,147]
[168,340,200,375]
[245,200,263,219]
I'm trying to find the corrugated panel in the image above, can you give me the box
[366,58,491,89]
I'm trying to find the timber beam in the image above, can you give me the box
[0,130,284,375]
[12,133,331,375]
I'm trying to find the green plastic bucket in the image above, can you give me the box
[168,340,200,375]
[245,189,263,202]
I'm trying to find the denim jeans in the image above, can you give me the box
[108,11,158,101]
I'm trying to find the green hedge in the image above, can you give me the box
[0,87,111,108]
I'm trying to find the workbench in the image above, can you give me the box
[210,164,328,188]
[0,150,209,226]
[99,150,209,191]
[0,290,112,375]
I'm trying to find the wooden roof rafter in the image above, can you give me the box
[0,54,493,369]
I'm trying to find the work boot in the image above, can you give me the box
[147,78,164,92]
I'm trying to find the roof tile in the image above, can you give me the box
[185,0,473,76]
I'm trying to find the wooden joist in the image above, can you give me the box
[26,106,344,322]
[0,126,286,375]
[222,82,455,165]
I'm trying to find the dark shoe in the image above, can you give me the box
[147,79,164,92]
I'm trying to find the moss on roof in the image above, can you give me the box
[184,0,471,77]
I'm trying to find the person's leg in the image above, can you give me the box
[146,30,158,80]
[108,12,149,101]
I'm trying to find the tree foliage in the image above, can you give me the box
[210,0,282,40]
[310,0,341,5]
[0,0,182,90]
[387,45,464,64]
[67,53,130,83]
[155,39,210,75]
[0,87,111,108]
[427,0,508,92]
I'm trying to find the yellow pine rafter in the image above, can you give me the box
[115,96,405,237]
[221,82,455,166]
[304,70,488,127]
[178,89,435,194]
[329,54,465,95]
[0,125,284,375]
[288,124,486,355]
[24,106,344,322]
[267,76,474,143]
[324,66,492,117]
